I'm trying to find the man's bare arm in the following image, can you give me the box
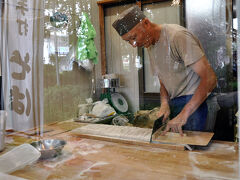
[157,79,170,120]
[180,55,217,119]
[160,79,169,105]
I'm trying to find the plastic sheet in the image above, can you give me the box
[0,144,40,173]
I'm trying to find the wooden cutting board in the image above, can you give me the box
[152,130,214,146]
[71,124,213,148]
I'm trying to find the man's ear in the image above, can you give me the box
[142,18,151,28]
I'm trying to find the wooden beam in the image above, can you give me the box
[97,0,136,6]
[97,0,169,6]
[98,4,107,75]
[141,0,170,5]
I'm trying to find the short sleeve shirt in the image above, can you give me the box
[147,24,205,99]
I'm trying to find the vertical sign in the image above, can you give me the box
[1,0,44,131]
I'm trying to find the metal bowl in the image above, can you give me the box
[31,139,66,159]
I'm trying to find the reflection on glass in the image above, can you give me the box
[135,56,142,69]
[143,1,181,93]
[122,55,130,71]
[44,0,94,124]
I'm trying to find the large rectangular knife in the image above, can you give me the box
[150,116,165,143]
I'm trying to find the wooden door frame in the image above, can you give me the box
[97,0,185,109]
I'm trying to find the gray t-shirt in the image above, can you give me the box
[147,24,205,99]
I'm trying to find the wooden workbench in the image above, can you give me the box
[1,121,239,180]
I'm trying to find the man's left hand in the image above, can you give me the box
[161,114,188,136]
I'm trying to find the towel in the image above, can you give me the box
[76,12,98,64]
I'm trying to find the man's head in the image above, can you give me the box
[112,6,146,36]
[112,6,155,48]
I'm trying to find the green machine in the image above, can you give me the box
[100,90,128,114]
[100,74,129,115]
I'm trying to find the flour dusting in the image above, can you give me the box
[188,152,237,179]
[77,161,109,178]
[43,152,76,168]
[78,150,99,156]
[65,139,105,156]
[5,137,14,144]
[208,143,236,153]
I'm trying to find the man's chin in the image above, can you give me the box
[144,44,150,48]
[135,44,149,48]
[134,43,143,48]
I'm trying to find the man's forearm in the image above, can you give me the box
[181,78,216,118]
[160,80,169,105]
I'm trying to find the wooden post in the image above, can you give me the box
[98,4,107,76]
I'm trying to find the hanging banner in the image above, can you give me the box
[1,0,44,131]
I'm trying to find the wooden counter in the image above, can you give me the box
[1,121,239,180]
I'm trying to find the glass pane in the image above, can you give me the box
[104,3,140,112]
[186,0,237,140]
[44,0,94,124]
[186,0,232,92]
[0,1,239,179]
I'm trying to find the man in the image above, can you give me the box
[112,6,217,136]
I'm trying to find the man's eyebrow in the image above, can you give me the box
[130,34,136,39]
[125,36,132,40]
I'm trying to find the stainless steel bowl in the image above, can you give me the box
[31,139,66,159]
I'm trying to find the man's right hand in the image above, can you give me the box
[157,102,170,122]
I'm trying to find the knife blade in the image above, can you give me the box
[150,116,169,142]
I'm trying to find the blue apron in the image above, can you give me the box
[169,95,208,131]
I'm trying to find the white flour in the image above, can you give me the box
[43,153,76,169]
[188,152,238,179]
[66,139,105,156]
[207,143,236,153]
[77,161,109,179]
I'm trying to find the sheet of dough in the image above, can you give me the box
[71,124,152,142]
